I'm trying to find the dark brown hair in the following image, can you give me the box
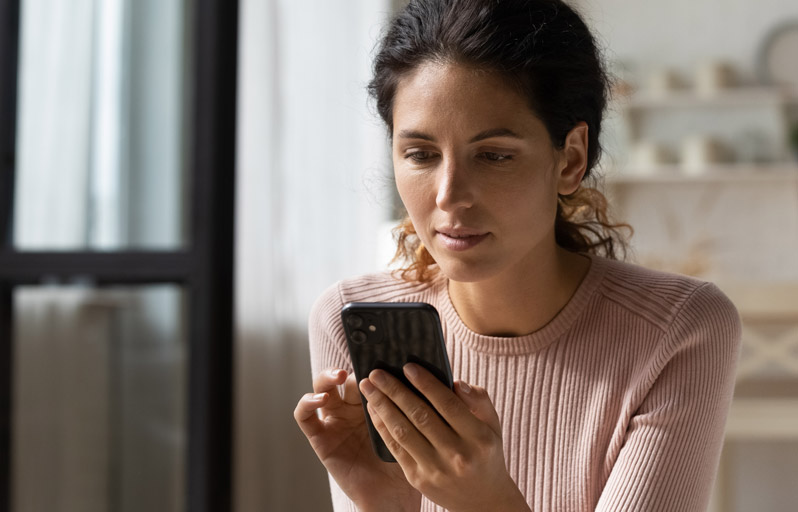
[369,0,631,281]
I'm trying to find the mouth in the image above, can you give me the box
[435,228,490,251]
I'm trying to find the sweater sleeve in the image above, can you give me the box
[309,281,352,378]
[307,282,360,512]
[595,283,742,512]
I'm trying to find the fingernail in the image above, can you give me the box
[312,393,326,401]
[328,369,342,378]
[360,378,375,395]
[459,381,472,394]
[403,363,419,379]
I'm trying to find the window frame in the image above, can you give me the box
[0,0,238,510]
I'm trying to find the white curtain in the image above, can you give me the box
[14,0,184,249]
[12,1,187,511]
[235,1,393,510]
[14,0,98,247]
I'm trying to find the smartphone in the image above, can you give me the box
[341,302,454,462]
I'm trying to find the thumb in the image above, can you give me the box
[454,380,502,434]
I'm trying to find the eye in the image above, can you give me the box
[405,150,437,163]
[481,152,512,162]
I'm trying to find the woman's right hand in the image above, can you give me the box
[294,368,422,512]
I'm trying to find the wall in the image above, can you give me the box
[580,0,798,82]
[579,0,798,284]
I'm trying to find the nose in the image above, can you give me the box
[435,157,475,212]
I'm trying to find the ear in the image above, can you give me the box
[556,122,589,195]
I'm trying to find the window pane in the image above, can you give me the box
[12,285,186,512]
[13,0,190,250]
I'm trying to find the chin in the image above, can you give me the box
[434,255,504,283]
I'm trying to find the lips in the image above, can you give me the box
[435,227,489,252]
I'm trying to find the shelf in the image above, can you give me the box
[616,86,798,110]
[605,164,798,184]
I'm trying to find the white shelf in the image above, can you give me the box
[617,86,798,110]
[606,164,798,184]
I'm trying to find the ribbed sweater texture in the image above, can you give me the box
[308,255,742,512]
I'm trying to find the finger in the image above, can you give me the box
[454,381,502,435]
[293,392,330,439]
[403,363,485,438]
[366,402,414,467]
[366,370,457,456]
[341,372,362,405]
[312,368,348,407]
[360,376,437,463]
[313,367,347,393]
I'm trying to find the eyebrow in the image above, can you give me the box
[469,128,523,143]
[396,127,523,143]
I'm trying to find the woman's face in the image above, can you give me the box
[392,61,583,283]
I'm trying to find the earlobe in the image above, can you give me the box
[557,122,589,196]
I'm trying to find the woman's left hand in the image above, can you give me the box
[359,363,531,512]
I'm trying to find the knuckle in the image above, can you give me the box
[299,392,312,403]
[409,405,431,427]
[391,423,409,443]
[387,436,404,454]
[294,395,318,423]
[409,468,434,494]
[404,467,421,489]
[383,377,403,397]
[451,452,473,476]
[312,377,330,393]
[428,466,449,489]
[366,390,383,407]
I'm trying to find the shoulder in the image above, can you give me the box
[333,269,443,304]
[591,258,741,403]
[594,257,740,336]
[309,270,445,330]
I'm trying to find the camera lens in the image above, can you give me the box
[351,330,367,344]
[346,314,364,329]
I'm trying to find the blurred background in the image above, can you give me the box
[2,0,797,511]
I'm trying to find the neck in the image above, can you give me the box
[447,247,590,337]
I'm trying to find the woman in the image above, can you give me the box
[294,0,741,510]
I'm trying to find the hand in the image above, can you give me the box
[294,368,421,511]
[359,364,530,512]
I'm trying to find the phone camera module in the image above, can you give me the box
[351,330,368,344]
[346,314,364,329]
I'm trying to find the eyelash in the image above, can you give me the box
[404,151,513,163]
[406,151,435,163]
[482,152,512,162]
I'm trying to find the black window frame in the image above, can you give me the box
[0,0,238,510]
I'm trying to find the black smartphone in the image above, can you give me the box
[341,302,454,462]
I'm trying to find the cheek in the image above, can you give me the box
[394,170,432,216]
[497,176,559,230]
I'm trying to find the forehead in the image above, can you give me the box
[391,61,543,135]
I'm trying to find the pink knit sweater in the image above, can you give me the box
[308,255,741,511]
